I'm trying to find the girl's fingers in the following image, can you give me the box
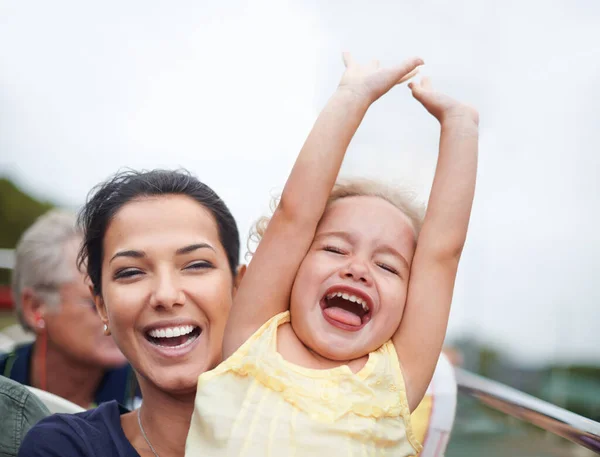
[342,52,355,68]
[409,80,428,103]
[398,66,421,84]
[392,57,424,82]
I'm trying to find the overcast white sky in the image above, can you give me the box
[1,0,599,365]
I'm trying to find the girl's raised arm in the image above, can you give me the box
[224,54,424,358]
[393,77,479,411]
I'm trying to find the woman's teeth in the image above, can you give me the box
[148,325,195,339]
[326,292,369,312]
[146,325,201,349]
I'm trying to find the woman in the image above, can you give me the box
[19,169,245,457]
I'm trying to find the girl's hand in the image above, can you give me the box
[338,52,423,104]
[409,77,479,126]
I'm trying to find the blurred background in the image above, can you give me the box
[1,1,599,455]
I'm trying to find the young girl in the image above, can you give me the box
[186,53,479,456]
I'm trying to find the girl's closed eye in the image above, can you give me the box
[323,245,347,255]
[376,262,399,275]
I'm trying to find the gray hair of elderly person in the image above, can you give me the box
[11,210,82,332]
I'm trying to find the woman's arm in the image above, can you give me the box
[393,77,479,411]
[223,54,423,358]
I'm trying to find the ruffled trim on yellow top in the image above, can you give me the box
[201,312,422,453]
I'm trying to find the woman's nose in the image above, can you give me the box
[150,272,186,309]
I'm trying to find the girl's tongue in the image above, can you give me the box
[323,306,362,327]
[322,295,367,327]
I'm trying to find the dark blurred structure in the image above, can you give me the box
[444,338,600,457]
[450,338,600,422]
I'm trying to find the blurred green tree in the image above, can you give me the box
[0,177,54,284]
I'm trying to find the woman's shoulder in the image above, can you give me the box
[28,399,121,431]
[18,401,139,457]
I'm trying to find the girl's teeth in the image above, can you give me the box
[326,292,370,312]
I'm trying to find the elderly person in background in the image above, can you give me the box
[0,210,136,409]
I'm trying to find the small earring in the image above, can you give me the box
[36,319,45,330]
[103,323,111,335]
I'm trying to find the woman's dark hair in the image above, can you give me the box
[77,169,240,296]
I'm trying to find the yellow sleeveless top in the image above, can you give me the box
[185,312,422,457]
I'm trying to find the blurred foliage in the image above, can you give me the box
[540,365,600,421]
[0,177,54,284]
[477,346,501,376]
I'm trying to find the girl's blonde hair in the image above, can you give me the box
[247,178,425,258]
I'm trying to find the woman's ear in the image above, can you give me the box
[90,285,108,324]
[233,264,247,294]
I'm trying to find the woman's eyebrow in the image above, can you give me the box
[176,243,215,255]
[109,243,215,264]
[110,250,145,264]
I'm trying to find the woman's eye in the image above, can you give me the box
[185,261,214,270]
[114,268,142,279]
[323,246,346,255]
[377,263,399,275]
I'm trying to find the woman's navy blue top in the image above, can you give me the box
[18,401,140,457]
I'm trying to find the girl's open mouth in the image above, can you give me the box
[320,290,373,331]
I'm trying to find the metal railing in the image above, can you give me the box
[455,368,600,454]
